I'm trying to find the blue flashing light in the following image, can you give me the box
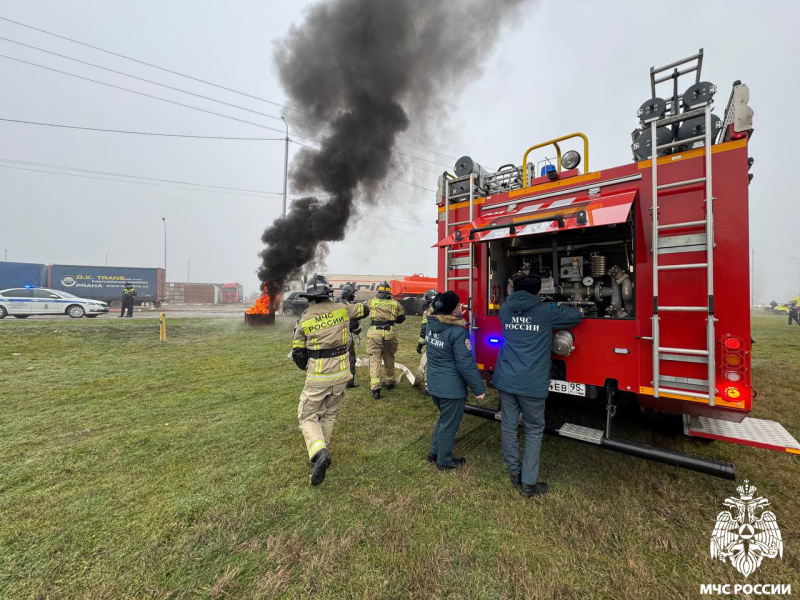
[540,164,556,177]
[488,336,501,345]
[24,285,34,288]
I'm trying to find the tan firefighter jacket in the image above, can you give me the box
[292,300,367,386]
[366,296,405,340]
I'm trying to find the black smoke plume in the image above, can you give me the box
[258,0,531,297]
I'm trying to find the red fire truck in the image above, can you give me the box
[435,50,798,478]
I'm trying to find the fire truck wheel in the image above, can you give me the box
[283,307,295,316]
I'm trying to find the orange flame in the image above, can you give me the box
[246,282,278,315]
[246,293,271,315]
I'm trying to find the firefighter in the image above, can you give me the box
[493,274,582,498]
[336,283,369,387]
[119,282,136,317]
[366,281,406,399]
[291,274,368,486]
[789,303,800,326]
[424,290,485,470]
[413,288,438,389]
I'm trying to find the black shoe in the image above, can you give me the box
[371,390,380,400]
[510,472,522,488]
[347,381,358,388]
[426,453,437,463]
[387,382,396,390]
[520,482,548,498]
[436,457,467,471]
[310,448,332,487]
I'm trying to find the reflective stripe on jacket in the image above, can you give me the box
[292,300,365,386]
[367,296,405,340]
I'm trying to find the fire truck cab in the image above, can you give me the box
[435,50,799,478]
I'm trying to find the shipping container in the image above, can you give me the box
[0,262,47,290]
[165,282,219,304]
[48,265,165,306]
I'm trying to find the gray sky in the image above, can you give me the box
[1,0,798,301]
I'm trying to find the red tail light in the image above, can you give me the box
[723,337,742,351]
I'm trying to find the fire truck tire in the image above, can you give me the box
[283,307,296,316]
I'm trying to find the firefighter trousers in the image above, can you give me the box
[297,381,347,460]
[366,336,398,390]
[499,391,546,486]
[413,348,428,387]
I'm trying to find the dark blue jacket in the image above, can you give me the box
[425,313,486,399]
[492,292,582,398]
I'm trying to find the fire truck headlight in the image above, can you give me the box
[723,370,742,382]
[562,150,581,170]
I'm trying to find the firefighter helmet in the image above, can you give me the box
[340,282,357,302]
[376,280,391,298]
[300,274,333,300]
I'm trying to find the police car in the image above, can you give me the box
[0,287,110,319]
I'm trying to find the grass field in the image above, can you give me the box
[1,313,798,599]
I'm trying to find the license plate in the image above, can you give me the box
[549,379,586,397]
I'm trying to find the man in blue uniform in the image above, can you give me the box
[493,274,582,497]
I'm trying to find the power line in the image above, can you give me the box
[0,52,292,135]
[0,117,283,140]
[290,139,437,193]
[0,157,281,195]
[0,14,460,163]
[361,217,436,240]
[0,54,449,188]
[0,163,281,198]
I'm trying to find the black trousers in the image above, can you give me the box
[789,312,800,326]
[348,338,357,377]
[121,298,134,317]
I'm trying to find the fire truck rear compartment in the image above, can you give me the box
[486,219,635,320]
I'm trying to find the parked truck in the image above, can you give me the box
[0,262,47,290]
[48,265,166,307]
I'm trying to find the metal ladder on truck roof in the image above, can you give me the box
[443,172,476,345]
[647,64,717,405]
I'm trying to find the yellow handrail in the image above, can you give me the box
[521,132,590,187]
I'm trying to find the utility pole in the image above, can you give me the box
[161,217,167,275]
[281,116,289,218]
[187,259,190,283]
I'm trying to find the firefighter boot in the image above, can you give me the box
[310,448,332,487]
[520,482,548,498]
[372,389,380,400]
[510,472,522,489]
[347,380,358,388]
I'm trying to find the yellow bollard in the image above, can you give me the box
[159,313,167,342]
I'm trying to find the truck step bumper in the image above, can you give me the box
[684,415,800,454]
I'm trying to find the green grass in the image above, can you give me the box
[0,313,798,599]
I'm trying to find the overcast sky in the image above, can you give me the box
[1,0,798,302]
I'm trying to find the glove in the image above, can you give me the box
[416,342,423,354]
[291,348,309,371]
